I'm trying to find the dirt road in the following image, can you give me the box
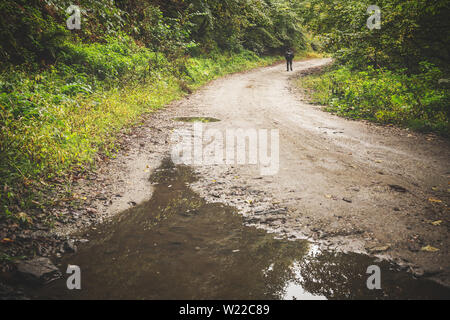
[52,58,449,287]
[170,58,450,285]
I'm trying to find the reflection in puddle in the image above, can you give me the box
[25,160,450,300]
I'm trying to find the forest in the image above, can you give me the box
[0,0,449,247]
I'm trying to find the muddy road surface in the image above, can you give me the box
[3,58,449,299]
[18,159,449,300]
[177,58,450,286]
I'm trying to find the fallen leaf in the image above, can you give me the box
[421,245,439,252]
[17,212,32,224]
[428,198,442,203]
[431,220,443,226]
[1,238,13,244]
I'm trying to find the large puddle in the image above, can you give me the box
[19,160,450,299]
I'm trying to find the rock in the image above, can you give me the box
[410,267,425,278]
[263,209,286,215]
[244,217,260,224]
[389,184,408,193]
[16,257,61,284]
[86,207,97,214]
[408,243,421,252]
[368,245,390,253]
[31,230,47,240]
[318,231,329,239]
[63,239,77,253]
[16,232,32,241]
[34,223,49,231]
[0,283,28,300]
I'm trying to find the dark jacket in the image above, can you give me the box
[285,51,294,60]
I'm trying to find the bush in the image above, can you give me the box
[300,63,449,136]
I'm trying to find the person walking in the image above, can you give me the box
[285,49,294,71]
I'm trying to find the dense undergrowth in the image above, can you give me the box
[300,64,449,135]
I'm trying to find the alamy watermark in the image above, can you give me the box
[66,265,81,290]
[171,123,279,176]
[367,5,381,30]
[66,5,81,30]
[366,265,381,290]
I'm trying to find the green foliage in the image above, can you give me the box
[297,0,449,136]
[0,0,68,65]
[115,0,307,55]
[59,36,156,82]
[0,36,155,120]
[299,0,449,72]
[300,64,449,135]
[0,0,308,67]
[0,0,127,66]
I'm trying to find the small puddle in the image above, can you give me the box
[173,117,221,123]
[18,160,450,299]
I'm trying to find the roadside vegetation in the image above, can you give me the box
[297,0,449,136]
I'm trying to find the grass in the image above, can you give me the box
[295,51,325,60]
[298,63,449,136]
